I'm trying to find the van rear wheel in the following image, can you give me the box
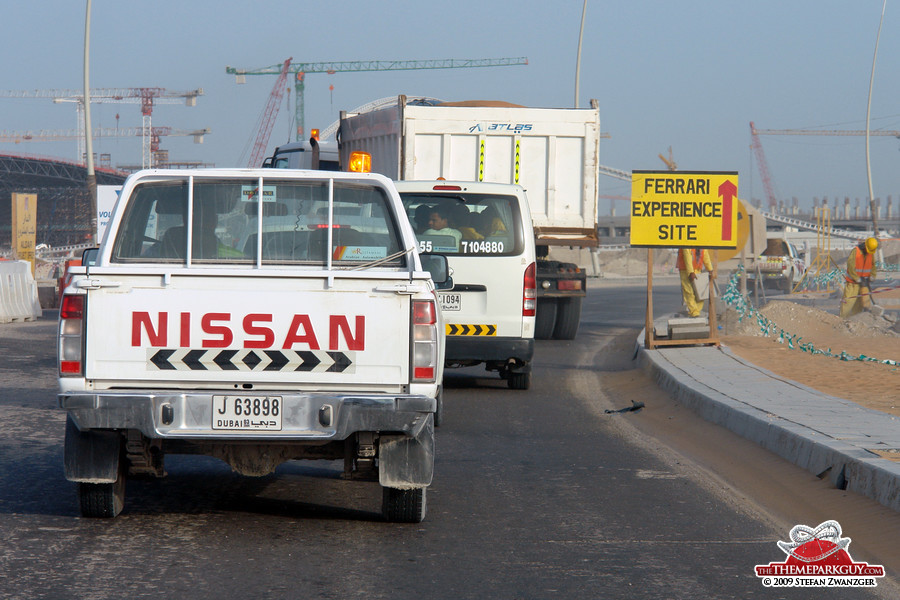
[507,370,531,390]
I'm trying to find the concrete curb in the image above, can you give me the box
[636,333,900,513]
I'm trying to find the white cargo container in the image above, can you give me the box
[339,97,601,339]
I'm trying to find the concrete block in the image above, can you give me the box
[668,317,709,340]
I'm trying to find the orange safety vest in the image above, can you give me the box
[846,247,874,283]
[677,249,704,272]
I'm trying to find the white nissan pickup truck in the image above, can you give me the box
[58,168,446,522]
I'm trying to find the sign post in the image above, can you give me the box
[12,193,37,276]
[630,170,738,348]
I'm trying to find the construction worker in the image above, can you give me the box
[840,237,878,318]
[678,248,714,317]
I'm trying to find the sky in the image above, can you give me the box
[3,1,900,214]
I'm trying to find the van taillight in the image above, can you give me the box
[523,262,536,317]
[59,295,85,376]
[412,299,438,382]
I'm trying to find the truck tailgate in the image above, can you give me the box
[82,273,411,388]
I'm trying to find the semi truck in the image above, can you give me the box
[336,96,601,339]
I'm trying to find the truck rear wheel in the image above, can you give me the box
[382,487,427,523]
[552,297,583,340]
[535,298,557,340]
[78,463,125,518]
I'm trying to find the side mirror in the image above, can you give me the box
[419,254,453,290]
[81,247,99,267]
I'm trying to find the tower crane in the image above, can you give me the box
[245,58,292,168]
[749,122,780,210]
[0,87,203,167]
[751,126,900,138]
[226,57,528,144]
[750,122,900,210]
[658,146,677,171]
[0,126,210,169]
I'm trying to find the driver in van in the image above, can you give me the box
[422,207,462,250]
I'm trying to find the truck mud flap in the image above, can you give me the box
[64,415,121,484]
[378,415,434,489]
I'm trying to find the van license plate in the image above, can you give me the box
[439,293,461,311]
[212,395,283,431]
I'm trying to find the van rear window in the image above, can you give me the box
[399,193,524,256]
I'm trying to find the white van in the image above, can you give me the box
[394,180,536,389]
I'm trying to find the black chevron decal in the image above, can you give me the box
[214,349,239,370]
[295,351,321,372]
[148,348,353,373]
[183,349,207,370]
[150,349,177,370]
[264,350,289,371]
[326,351,352,373]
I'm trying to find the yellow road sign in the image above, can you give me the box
[630,170,738,248]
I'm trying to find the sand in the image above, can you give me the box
[720,290,900,417]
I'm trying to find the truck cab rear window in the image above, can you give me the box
[398,193,524,256]
[112,177,404,267]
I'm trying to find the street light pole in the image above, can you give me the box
[83,0,97,239]
[865,0,886,236]
[574,0,587,108]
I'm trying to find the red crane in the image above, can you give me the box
[247,58,292,167]
[749,121,779,210]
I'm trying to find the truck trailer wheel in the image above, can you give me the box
[535,298,557,340]
[552,297,583,340]
[78,462,125,518]
[382,487,427,523]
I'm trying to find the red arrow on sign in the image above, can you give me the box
[718,180,737,241]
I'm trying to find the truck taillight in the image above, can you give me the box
[523,262,536,317]
[557,279,583,291]
[59,295,85,376]
[412,299,438,382]
[348,151,371,173]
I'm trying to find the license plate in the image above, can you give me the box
[439,293,461,311]
[212,395,283,431]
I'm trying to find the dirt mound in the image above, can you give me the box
[758,300,898,338]
[721,296,900,416]
[720,298,899,338]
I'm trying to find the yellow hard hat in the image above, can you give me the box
[865,237,878,254]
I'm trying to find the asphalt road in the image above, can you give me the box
[0,279,893,599]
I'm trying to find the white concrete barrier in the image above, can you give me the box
[0,261,42,322]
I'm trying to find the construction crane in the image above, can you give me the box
[658,146,677,171]
[751,126,900,138]
[0,87,203,167]
[0,126,210,168]
[245,58,292,168]
[226,57,529,143]
[749,121,781,210]
[750,122,900,211]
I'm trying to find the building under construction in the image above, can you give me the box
[0,154,127,248]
